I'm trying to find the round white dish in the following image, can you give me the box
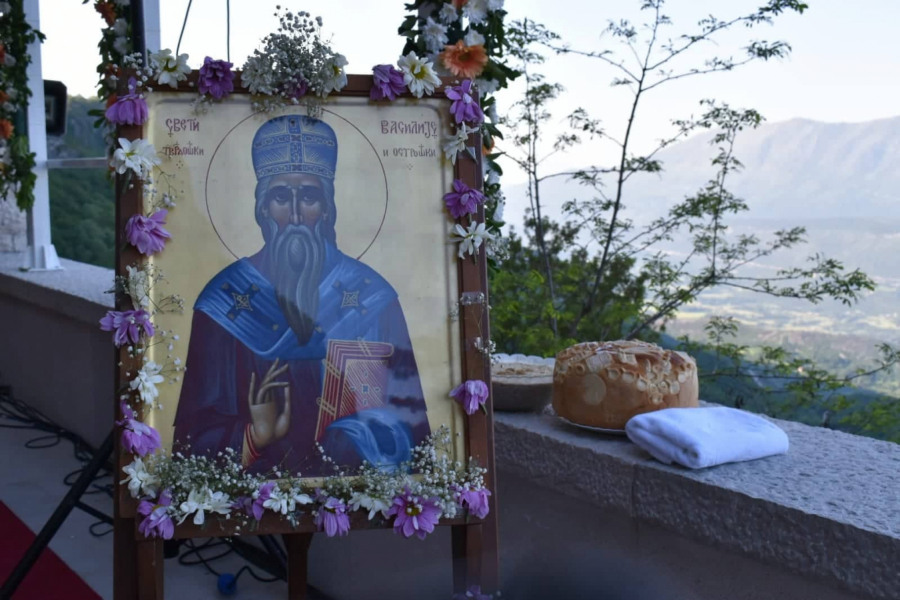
[558,416,628,437]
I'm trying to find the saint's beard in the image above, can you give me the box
[268,222,327,345]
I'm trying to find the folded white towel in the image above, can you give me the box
[625,407,789,469]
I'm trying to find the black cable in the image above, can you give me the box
[176,0,194,56]
[0,390,113,538]
[89,521,114,537]
[179,538,232,574]
[235,565,280,584]
[177,538,280,585]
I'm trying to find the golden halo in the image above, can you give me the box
[204,108,388,260]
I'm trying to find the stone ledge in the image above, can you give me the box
[0,252,113,325]
[495,410,900,600]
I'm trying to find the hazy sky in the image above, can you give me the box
[40,0,900,183]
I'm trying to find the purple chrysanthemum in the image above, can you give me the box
[99,308,155,347]
[457,486,491,519]
[370,64,406,101]
[386,489,442,540]
[125,209,171,256]
[450,379,489,415]
[105,78,149,126]
[314,495,351,537]
[137,489,174,539]
[198,56,235,100]
[446,80,484,125]
[118,401,161,457]
[231,495,253,516]
[444,179,486,219]
[251,482,276,521]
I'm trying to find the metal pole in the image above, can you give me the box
[0,431,115,598]
[21,0,60,271]
[131,0,146,58]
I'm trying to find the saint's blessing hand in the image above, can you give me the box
[247,359,292,451]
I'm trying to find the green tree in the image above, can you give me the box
[491,0,900,440]
[49,168,114,268]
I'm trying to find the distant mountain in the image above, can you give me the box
[627,115,900,220]
[502,115,900,230]
[48,96,107,159]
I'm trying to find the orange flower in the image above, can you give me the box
[482,136,495,156]
[0,44,6,64]
[452,0,469,7]
[0,90,9,104]
[0,119,14,140]
[440,41,488,80]
[95,1,117,27]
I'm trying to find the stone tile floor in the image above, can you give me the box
[0,424,289,599]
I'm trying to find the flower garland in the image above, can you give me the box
[399,0,518,265]
[96,10,492,562]
[88,0,132,152]
[119,424,490,540]
[0,0,44,210]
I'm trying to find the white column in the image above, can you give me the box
[21,0,60,270]
[143,0,161,54]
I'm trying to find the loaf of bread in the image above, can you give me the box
[552,340,699,430]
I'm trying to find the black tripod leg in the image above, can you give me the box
[0,431,115,598]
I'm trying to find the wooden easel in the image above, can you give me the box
[112,74,499,599]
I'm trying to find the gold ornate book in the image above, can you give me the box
[315,339,394,440]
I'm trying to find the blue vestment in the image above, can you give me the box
[172,244,430,475]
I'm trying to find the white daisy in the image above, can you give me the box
[263,487,291,515]
[179,488,209,525]
[463,0,489,25]
[150,49,191,89]
[113,36,129,56]
[349,492,390,520]
[451,221,495,259]
[121,457,158,498]
[475,77,500,95]
[397,52,441,98]
[438,3,459,24]
[320,53,349,95]
[443,123,473,164]
[113,18,128,37]
[206,490,233,517]
[131,361,165,405]
[422,17,449,53]
[110,138,161,179]
[291,490,313,508]
[492,196,505,222]
[464,29,486,47]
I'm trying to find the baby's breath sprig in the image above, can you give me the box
[241,8,348,116]
[316,426,488,520]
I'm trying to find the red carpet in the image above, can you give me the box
[0,501,101,599]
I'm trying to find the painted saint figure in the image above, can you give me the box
[174,115,430,476]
